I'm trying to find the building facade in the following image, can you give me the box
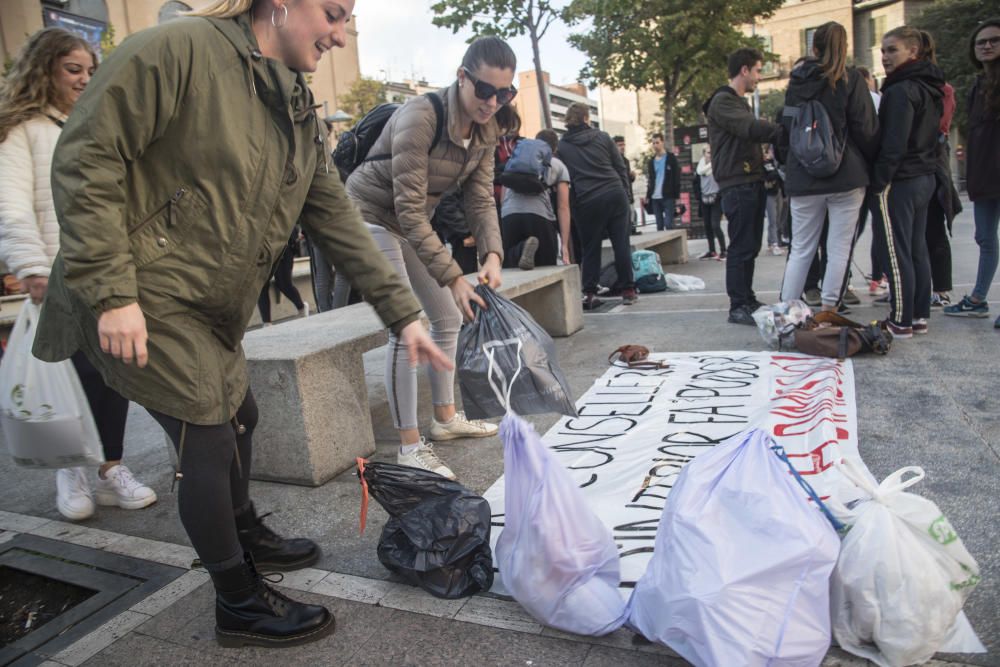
[1,0,362,118]
[512,70,600,139]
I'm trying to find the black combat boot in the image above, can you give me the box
[235,502,320,571]
[211,553,334,648]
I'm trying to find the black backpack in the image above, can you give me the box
[782,97,844,178]
[333,92,444,181]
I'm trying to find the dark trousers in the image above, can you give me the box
[71,351,127,462]
[703,200,726,254]
[576,189,634,293]
[651,198,675,231]
[148,390,257,571]
[502,213,559,268]
[858,197,891,282]
[257,247,305,323]
[721,182,766,309]
[873,174,936,327]
[926,196,952,293]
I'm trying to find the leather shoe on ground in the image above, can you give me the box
[728,306,756,325]
[236,503,320,572]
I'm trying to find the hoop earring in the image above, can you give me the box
[271,4,288,28]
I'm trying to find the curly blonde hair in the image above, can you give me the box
[0,27,96,143]
[188,0,258,18]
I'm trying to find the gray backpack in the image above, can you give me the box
[782,99,844,178]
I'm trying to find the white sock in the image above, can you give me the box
[400,442,421,456]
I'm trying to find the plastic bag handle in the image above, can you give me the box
[356,457,370,535]
[833,457,924,500]
[771,445,845,531]
[485,339,523,414]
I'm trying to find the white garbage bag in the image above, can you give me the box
[663,273,705,291]
[0,301,103,468]
[495,412,627,636]
[627,428,840,667]
[831,460,981,667]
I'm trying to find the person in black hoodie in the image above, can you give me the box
[558,102,636,309]
[645,133,681,230]
[870,26,945,338]
[705,48,782,325]
[944,18,1000,327]
[777,21,879,312]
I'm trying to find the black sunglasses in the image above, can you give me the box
[462,67,517,106]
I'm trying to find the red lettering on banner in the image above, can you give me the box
[769,356,850,441]
[783,440,839,475]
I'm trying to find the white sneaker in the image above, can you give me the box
[397,439,456,480]
[429,411,498,441]
[95,464,157,510]
[56,468,95,521]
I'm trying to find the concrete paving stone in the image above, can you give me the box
[135,580,386,665]
[272,566,330,592]
[343,606,593,667]
[80,632,241,667]
[28,520,127,550]
[378,583,468,619]
[0,509,52,532]
[49,610,152,666]
[582,644,689,666]
[128,569,211,617]
[540,626,646,653]
[0,529,17,544]
[311,571,396,604]
[102,534,198,569]
[454,596,544,634]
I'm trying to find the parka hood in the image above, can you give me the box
[788,59,830,100]
[561,124,600,145]
[702,85,737,115]
[882,59,945,101]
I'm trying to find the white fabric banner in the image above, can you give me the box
[484,351,871,595]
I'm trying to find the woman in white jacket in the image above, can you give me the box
[0,28,156,520]
[696,147,727,260]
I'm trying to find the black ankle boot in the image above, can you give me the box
[235,503,320,571]
[211,554,334,648]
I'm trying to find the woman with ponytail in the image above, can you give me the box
[32,0,451,648]
[869,25,945,337]
[777,21,879,311]
[944,18,1000,327]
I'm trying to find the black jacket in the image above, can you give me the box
[645,152,681,200]
[704,86,781,190]
[966,76,1000,201]
[431,188,469,242]
[557,125,630,206]
[871,60,944,191]
[777,61,879,196]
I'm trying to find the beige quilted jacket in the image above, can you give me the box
[345,81,503,287]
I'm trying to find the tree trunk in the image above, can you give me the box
[662,86,675,151]
[530,25,552,130]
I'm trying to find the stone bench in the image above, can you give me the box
[601,229,688,268]
[243,263,582,486]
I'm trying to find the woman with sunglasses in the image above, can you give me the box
[944,18,1000,327]
[345,36,518,480]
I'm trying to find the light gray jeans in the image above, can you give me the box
[367,224,461,431]
[780,187,866,307]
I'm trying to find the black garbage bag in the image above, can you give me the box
[456,285,576,420]
[356,459,494,599]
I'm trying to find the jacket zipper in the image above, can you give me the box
[129,188,187,236]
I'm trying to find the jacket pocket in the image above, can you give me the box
[128,187,208,269]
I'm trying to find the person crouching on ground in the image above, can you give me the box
[777,21,879,313]
[0,28,158,521]
[558,102,637,310]
[704,48,782,325]
[33,0,451,648]
[345,36,517,481]
[500,129,572,270]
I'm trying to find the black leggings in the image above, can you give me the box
[926,195,952,293]
[71,351,127,461]
[702,200,726,254]
[257,248,305,323]
[502,213,559,268]
[148,390,258,571]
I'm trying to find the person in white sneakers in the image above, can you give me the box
[345,37,517,479]
[0,28,157,520]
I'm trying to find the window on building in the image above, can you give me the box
[759,35,778,78]
[869,15,888,48]
[800,26,819,58]
[158,1,192,23]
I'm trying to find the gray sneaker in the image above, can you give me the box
[518,237,539,270]
[803,288,822,307]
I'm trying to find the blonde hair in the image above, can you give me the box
[0,27,96,143]
[188,0,256,18]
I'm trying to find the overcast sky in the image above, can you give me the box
[350,0,589,89]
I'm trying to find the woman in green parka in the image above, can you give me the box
[33,0,450,648]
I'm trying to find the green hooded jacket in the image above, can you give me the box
[32,13,421,425]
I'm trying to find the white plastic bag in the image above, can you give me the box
[752,300,813,348]
[663,273,705,291]
[0,301,103,468]
[831,460,981,667]
[627,429,840,667]
[491,347,626,636]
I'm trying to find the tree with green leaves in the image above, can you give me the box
[431,0,565,129]
[340,77,387,119]
[914,0,1000,133]
[564,0,783,148]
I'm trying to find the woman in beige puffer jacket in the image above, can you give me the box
[346,36,518,480]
